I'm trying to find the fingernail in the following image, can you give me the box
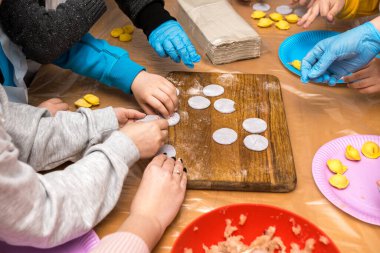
[163,153,167,155]
[179,158,183,163]
[183,167,187,173]
[171,156,176,161]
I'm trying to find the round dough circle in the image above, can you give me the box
[168,112,180,126]
[243,118,267,134]
[244,134,269,151]
[252,3,270,12]
[276,5,293,15]
[202,84,224,97]
[212,128,238,145]
[188,96,211,110]
[214,98,235,114]
[158,144,176,157]
[294,7,307,17]
[138,114,161,122]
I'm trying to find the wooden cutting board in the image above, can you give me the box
[167,72,296,192]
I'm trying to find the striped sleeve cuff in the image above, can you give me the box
[91,232,149,253]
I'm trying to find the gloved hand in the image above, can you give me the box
[148,20,201,68]
[301,22,380,86]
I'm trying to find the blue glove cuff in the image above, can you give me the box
[363,22,380,51]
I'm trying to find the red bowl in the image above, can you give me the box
[172,203,340,253]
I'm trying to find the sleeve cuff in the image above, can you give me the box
[337,0,360,19]
[91,232,149,253]
[135,2,175,37]
[90,106,119,133]
[102,131,140,168]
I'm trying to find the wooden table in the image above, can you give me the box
[28,0,380,252]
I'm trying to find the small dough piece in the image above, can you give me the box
[329,174,349,189]
[119,33,132,42]
[252,3,270,12]
[137,115,161,122]
[276,5,293,15]
[212,128,238,145]
[269,12,283,22]
[345,145,361,161]
[242,118,267,134]
[214,98,235,114]
[290,60,301,70]
[285,14,300,24]
[123,25,135,34]
[83,94,100,105]
[74,98,92,108]
[276,20,290,30]
[251,10,266,19]
[327,159,347,174]
[110,28,123,38]
[294,7,307,17]
[203,84,224,97]
[168,112,180,126]
[188,96,211,110]
[257,18,274,28]
[158,144,176,157]
[361,141,380,159]
[244,134,269,151]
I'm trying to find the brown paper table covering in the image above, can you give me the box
[27,0,380,252]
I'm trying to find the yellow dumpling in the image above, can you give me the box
[269,12,283,22]
[290,60,301,70]
[329,174,349,189]
[285,14,299,24]
[119,33,132,42]
[74,98,92,108]
[327,159,347,174]
[110,28,124,38]
[257,18,274,28]
[83,94,100,106]
[345,145,361,161]
[251,10,266,19]
[123,25,135,34]
[275,20,290,30]
[362,141,380,159]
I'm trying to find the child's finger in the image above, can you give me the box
[147,96,170,118]
[141,104,156,116]
[125,109,146,119]
[298,8,311,26]
[303,5,320,28]
[153,90,175,116]
[319,1,329,17]
[158,85,177,112]
[327,2,343,22]
[55,102,69,111]
[156,118,169,130]
[48,98,64,104]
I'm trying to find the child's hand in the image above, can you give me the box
[131,71,178,119]
[344,58,380,94]
[120,119,168,158]
[298,0,345,28]
[291,0,314,6]
[38,98,69,116]
[113,108,146,128]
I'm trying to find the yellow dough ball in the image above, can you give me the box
[329,174,349,189]
[285,14,299,24]
[290,60,301,70]
[110,28,124,38]
[362,141,380,159]
[275,20,290,30]
[83,94,100,106]
[123,25,135,34]
[119,33,132,42]
[74,98,92,108]
[251,10,266,19]
[257,18,274,28]
[327,159,347,174]
[345,145,361,161]
[269,12,283,22]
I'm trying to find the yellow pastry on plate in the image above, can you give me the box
[362,141,380,159]
[345,145,361,161]
[327,159,347,174]
[329,174,349,189]
[290,60,301,70]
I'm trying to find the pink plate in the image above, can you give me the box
[312,135,380,226]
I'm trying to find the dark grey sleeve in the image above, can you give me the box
[0,0,107,64]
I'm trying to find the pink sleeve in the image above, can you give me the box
[90,232,150,253]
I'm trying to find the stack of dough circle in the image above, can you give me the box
[214,98,235,114]
[202,84,224,97]
[212,128,238,145]
[188,96,211,110]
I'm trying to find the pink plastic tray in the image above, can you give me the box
[312,135,380,226]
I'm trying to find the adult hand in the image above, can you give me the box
[148,20,201,68]
[298,0,345,28]
[301,22,380,86]
[344,58,380,94]
[131,71,178,118]
[113,108,146,128]
[120,119,168,159]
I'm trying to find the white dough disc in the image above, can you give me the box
[276,5,293,15]
[137,114,161,122]
[214,98,235,114]
[168,112,180,126]
[252,3,270,12]
[242,118,267,134]
[294,7,307,17]
[202,84,224,97]
[188,96,211,110]
[244,134,269,151]
[157,144,176,157]
[212,128,238,145]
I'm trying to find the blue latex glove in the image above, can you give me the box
[149,20,201,68]
[301,22,380,86]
